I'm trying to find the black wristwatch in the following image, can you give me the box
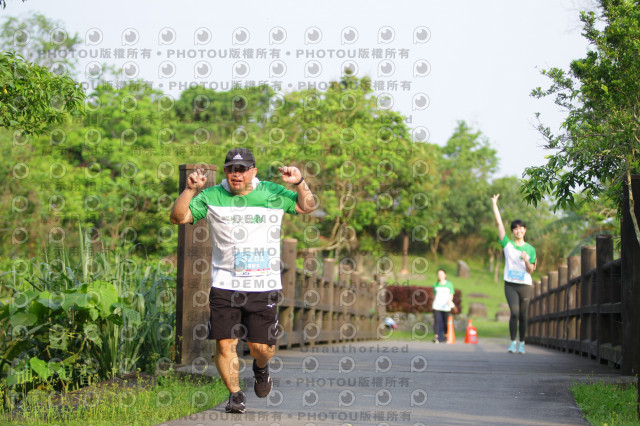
[293,176,304,186]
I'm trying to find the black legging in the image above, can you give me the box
[433,310,449,342]
[504,281,532,341]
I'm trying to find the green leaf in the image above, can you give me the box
[36,295,61,309]
[87,280,118,317]
[113,302,142,326]
[123,306,141,326]
[88,307,99,321]
[61,292,88,311]
[48,361,68,380]
[64,352,78,363]
[30,356,52,380]
[10,311,37,328]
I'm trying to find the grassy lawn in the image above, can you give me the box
[386,318,508,342]
[385,254,511,341]
[571,381,640,426]
[1,372,228,426]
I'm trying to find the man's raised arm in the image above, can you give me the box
[279,166,316,214]
[170,167,206,225]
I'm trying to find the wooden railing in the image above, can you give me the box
[275,240,384,348]
[528,175,640,376]
[527,236,622,367]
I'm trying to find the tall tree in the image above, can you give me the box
[254,75,439,268]
[522,0,640,245]
[430,121,499,258]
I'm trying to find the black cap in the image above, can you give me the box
[224,148,255,168]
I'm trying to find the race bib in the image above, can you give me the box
[507,270,526,282]
[233,246,270,277]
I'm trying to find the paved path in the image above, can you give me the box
[161,338,628,426]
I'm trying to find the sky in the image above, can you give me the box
[2,0,593,178]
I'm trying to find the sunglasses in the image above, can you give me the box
[224,165,254,174]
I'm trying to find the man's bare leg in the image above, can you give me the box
[248,342,275,368]
[215,338,241,393]
[247,341,275,397]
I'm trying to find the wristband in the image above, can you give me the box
[293,176,304,186]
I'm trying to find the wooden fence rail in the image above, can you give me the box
[527,236,623,367]
[276,241,384,349]
[528,174,640,375]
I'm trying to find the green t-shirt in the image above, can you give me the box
[432,280,454,311]
[500,235,536,285]
[189,178,298,292]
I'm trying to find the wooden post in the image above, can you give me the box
[568,256,580,308]
[580,246,596,357]
[366,280,376,339]
[558,265,568,347]
[352,271,362,341]
[302,249,318,346]
[533,280,541,340]
[337,258,353,341]
[548,270,559,347]
[541,275,548,341]
[175,164,216,366]
[549,271,558,312]
[621,174,640,375]
[568,256,581,348]
[280,238,297,349]
[376,276,387,339]
[595,235,613,364]
[323,258,336,343]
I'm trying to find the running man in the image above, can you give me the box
[170,148,316,413]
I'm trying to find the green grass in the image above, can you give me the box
[571,381,639,425]
[464,319,509,339]
[385,254,511,340]
[1,372,228,425]
[387,318,507,342]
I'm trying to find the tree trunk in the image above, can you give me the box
[494,251,501,283]
[430,234,441,263]
[401,230,409,274]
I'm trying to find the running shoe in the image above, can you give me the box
[507,341,517,353]
[253,359,273,398]
[517,342,525,354]
[225,390,247,413]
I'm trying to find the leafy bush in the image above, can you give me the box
[384,285,461,314]
[0,228,175,410]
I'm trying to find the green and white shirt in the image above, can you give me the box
[500,235,536,285]
[432,280,455,312]
[189,177,298,292]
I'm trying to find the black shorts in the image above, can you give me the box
[208,287,280,346]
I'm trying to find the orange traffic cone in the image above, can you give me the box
[446,315,455,344]
[465,319,478,344]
